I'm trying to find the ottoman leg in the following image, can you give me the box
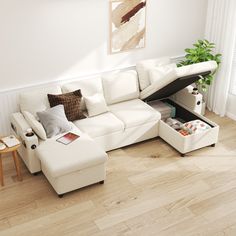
[58,194,64,198]
[99,180,104,184]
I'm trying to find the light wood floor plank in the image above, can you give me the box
[0,201,95,236]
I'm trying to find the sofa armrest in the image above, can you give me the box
[11,112,39,150]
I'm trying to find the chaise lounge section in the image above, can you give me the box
[36,124,107,197]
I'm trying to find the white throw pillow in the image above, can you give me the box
[149,63,177,84]
[136,57,171,91]
[102,70,139,105]
[23,111,47,140]
[84,94,109,117]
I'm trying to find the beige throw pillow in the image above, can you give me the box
[84,94,109,117]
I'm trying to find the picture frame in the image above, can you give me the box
[109,0,147,54]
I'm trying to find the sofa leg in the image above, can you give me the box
[211,144,216,147]
[181,153,185,157]
[99,180,104,184]
[58,194,64,198]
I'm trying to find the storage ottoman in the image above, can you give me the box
[36,131,108,197]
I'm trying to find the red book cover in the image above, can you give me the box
[56,132,80,145]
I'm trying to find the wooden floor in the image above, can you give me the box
[0,112,236,236]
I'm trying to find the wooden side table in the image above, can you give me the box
[0,143,23,186]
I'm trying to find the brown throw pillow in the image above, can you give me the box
[48,90,86,121]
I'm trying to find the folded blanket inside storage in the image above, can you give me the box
[178,119,211,136]
[166,118,183,130]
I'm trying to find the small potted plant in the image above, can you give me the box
[178,39,222,92]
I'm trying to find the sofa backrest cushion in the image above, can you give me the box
[102,70,139,105]
[61,77,103,110]
[136,57,171,91]
[20,86,62,119]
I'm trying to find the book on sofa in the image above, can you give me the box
[56,132,80,145]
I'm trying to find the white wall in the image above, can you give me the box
[0,0,208,92]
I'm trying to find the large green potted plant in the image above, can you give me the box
[178,39,222,91]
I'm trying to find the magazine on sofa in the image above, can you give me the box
[56,132,80,145]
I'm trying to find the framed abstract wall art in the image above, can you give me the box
[109,0,147,53]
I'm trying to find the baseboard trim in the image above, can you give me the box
[226,111,236,121]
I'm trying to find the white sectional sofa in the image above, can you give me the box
[10,57,219,196]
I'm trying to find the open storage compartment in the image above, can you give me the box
[143,68,220,156]
[153,99,219,156]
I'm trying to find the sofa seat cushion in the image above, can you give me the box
[36,126,107,178]
[109,99,161,129]
[73,112,125,138]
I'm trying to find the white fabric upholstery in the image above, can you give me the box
[73,112,124,138]
[109,99,161,129]
[140,70,177,100]
[149,63,177,84]
[20,86,62,118]
[62,77,104,110]
[136,57,171,90]
[94,121,159,152]
[36,127,107,178]
[42,162,106,194]
[11,112,41,174]
[102,70,139,105]
[140,61,218,101]
[62,77,103,95]
[23,111,47,140]
[176,61,217,77]
[159,115,219,154]
[11,64,219,195]
[84,93,109,117]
